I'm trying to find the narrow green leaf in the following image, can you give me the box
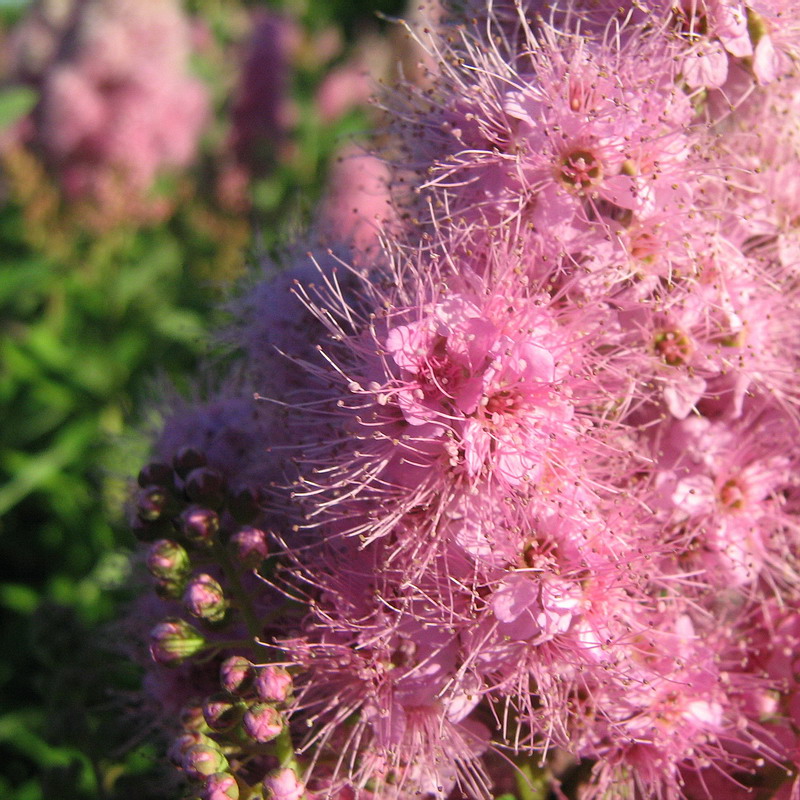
[0,417,97,515]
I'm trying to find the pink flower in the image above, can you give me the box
[32,0,209,213]
[382,288,582,486]
[316,62,372,123]
[317,146,394,253]
[491,571,582,643]
[651,407,797,586]
[122,3,800,799]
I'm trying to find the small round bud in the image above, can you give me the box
[154,577,186,601]
[203,773,240,800]
[183,743,229,780]
[180,701,211,732]
[229,486,261,523]
[174,446,207,478]
[185,467,225,508]
[242,702,283,743]
[203,692,243,733]
[220,656,255,695]
[181,506,220,546]
[263,767,305,800]
[230,526,269,569]
[146,539,190,581]
[136,486,168,522]
[184,574,228,623]
[138,461,174,488]
[254,665,292,704]
[168,731,215,767]
[149,618,206,666]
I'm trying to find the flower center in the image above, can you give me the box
[629,229,661,263]
[559,149,603,191]
[419,335,464,400]
[653,329,692,366]
[672,5,708,38]
[485,387,523,418]
[389,637,417,669]
[719,478,746,511]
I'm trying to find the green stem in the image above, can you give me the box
[213,541,264,645]
[515,759,548,800]
[273,726,299,770]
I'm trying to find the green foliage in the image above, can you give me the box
[0,87,37,129]
[0,0,399,794]
[0,0,403,794]
[0,190,216,796]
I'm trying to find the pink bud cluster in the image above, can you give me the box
[127,2,800,799]
[130,408,308,796]
[20,0,208,211]
[166,657,296,800]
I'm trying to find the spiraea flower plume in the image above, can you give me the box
[124,1,800,799]
[13,0,208,217]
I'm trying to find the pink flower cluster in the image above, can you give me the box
[128,2,800,799]
[19,0,208,209]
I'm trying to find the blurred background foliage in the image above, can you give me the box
[0,0,404,796]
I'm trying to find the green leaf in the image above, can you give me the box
[0,258,52,304]
[0,711,93,778]
[514,760,549,800]
[0,583,40,615]
[0,417,97,515]
[0,86,37,130]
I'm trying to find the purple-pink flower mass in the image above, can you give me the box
[127,1,800,798]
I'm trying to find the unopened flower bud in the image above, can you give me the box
[138,461,174,488]
[230,526,269,569]
[184,574,228,623]
[254,665,292,704]
[220,655,255,695]
[149,618,206,666]
[180,701,211,732]
[263,767,305,800]
[137,485,168,522]
[168,731,215,766]
[203,772,240,800]
[174,446,207,478]
[203,692,243,732]
[183,743,229,780]
[229,485,261,523]
[155,577,186,601]
[181,506,220,546]
[185,467,225,508]
[242,702,283,742]
[146,539,190,581]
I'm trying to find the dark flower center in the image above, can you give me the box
[719,478,746,511]
[485,388,523,417]
[559,149,603,191]
[654,329,692,366]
